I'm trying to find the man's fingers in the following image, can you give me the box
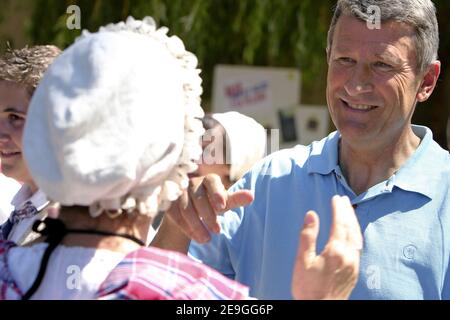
[340,196,363,250]
[223,190,254,212]
[190,181,221,234]
[329,195,363,250]
[329,195,350,243]
[179,190,211,243]
[297,210,320,268]
[167,173,255,243]
[166,200,197,238]
[202,174,254,213]
[166,194,211,243]
[202,174,228,212]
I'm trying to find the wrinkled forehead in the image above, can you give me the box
[334,14,416,44]
[331,15,418,60]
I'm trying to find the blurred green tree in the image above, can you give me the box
[26,0,450,148]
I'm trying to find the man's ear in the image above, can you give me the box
[417,61,441,102]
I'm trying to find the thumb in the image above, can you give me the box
[297,210,320,268]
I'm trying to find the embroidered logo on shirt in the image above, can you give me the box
[402,244,417,260]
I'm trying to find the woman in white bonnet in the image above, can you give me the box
[0,17,362,300]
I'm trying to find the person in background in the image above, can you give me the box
[0,17,362,300]
[197,112,267,189]
[0,45,61,244]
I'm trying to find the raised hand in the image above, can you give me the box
[291,195,363,300]
[165,174,254,243]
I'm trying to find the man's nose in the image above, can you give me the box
[344,65,373,96]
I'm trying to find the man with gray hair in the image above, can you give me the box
[154,0,450,299]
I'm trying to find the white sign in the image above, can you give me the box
[212,65,301,132]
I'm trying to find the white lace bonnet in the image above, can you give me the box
[23,17,205,218]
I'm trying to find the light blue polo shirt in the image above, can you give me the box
[189,125,450,299]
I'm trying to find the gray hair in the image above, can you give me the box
[326,0,439,73]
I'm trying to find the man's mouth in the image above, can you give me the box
[341,99,378,111]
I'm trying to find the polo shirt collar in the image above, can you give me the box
[392,125,442,199]
[307,125,443,199]
[306,130,340,175]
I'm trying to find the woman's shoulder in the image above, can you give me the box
[2,242,126,300]
[97,246,250,300]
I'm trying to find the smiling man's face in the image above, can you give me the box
[326,15,426,148]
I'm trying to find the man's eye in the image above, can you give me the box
[374,61,393,70]
[337,57,355,66]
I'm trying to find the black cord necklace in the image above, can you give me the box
[22,217,144,300]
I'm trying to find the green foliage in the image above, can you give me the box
[27,0,335,105]
[25,0,450,146]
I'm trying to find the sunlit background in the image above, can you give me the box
[1,0,449,149]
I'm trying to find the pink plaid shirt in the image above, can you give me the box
[0,242,250,300]
[0,241,22,299]
[97,246,250,300]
